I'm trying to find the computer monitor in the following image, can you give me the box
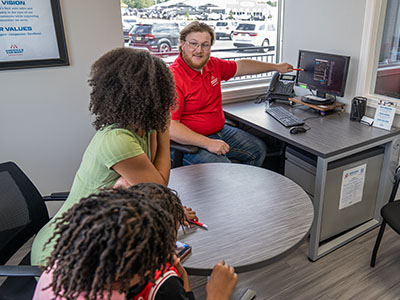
[296,50,350,100]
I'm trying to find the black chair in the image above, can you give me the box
[170,118,285,170]
[370,165,400,267]
[0,161,67,300]
[170,141,200,168]
[170,119,240,168]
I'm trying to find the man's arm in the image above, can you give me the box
[235,60,293,77]
[170,120,230,156]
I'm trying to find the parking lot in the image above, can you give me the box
[125,35,275,64]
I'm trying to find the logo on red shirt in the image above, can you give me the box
[211,76,218,86]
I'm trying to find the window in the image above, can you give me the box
[357,0,400,108]
[375,0,400,99]
[121,0,283,102]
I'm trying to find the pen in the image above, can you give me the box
[293,68,304,71]
[189,219,208,230]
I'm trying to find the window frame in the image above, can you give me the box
[221,0,283,103]
[356,0,400,111]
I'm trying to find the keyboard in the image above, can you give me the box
[265,106,305,127]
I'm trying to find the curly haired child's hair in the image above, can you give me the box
[44,188,176,300]
[130,182,188,227]
[88,47,176,132]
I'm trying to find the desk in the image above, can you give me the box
[169,163,314,276]
[223,100,400,261]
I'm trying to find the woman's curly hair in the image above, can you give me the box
[44,188,176,300]
[88,47,176,132]
[130,183,188,227]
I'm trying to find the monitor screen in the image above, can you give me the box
[296,50,350,98]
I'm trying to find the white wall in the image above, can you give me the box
[282,0,367,109]
[0,0,123,194]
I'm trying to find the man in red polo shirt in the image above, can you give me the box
[170,21,293,166]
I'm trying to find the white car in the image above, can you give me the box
[232,22,276,52]
[122,16,138,26]
[214,21,237,40]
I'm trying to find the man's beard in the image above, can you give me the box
[181,48,210,71]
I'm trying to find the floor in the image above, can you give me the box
[189,226,400,300]
[3,227,400,300]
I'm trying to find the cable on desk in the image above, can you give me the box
[303,115,323,121]
[255,94,268,104]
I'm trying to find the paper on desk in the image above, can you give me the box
[373,101,396,131]
[339,164,366,210]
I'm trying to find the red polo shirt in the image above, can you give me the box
[170,54,237,136]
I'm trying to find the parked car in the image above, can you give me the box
[122,16,138,27]
[178,21,188,31]
[232,22,276,52]
[236,13,252,21]
[129,21,180,54]
[214,21,237,40]
[208,13,222,20]
[122,21,133,42]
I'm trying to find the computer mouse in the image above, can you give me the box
[289,126,307,134]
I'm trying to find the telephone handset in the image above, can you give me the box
[266,72,296,101]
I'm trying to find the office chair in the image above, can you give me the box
[0,161,67,300]
[170,118,285,171]
[170,118,239,168]
[370,165,400,267]
[170,141,200,168]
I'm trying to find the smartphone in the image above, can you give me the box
[175,240,191,260]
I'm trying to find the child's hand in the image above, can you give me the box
[183,206,198,227]
[206,260,237,300]
[113,177,131,188]
[173,254,191,292]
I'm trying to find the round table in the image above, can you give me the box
[169,163,314,276]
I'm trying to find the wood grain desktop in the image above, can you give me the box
[169,163,314,276]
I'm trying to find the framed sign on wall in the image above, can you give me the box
[0,0,69,71]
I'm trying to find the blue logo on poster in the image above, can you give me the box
[1,1,26,5]
[5,44,24,55]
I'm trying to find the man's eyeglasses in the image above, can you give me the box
[184,40,211,51]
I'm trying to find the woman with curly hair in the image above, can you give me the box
[31,48,180,267]
[33,186,237,300]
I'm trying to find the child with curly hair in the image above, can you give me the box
[31,48,197,267]
[33,187,237,300]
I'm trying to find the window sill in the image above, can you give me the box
[365,94,400,114]
[221,78,269,104]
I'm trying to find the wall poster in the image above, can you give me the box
[0,0,69,70]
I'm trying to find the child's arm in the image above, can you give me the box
[206,260,238,300]
[112,120,171,187]
[174,258,191,292]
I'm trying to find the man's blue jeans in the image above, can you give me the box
[171,125,267,166]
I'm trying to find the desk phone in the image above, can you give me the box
[266,72,296,101]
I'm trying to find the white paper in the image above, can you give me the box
[0,0,60,62]
[339,164,366,210]
[373,103,396,131]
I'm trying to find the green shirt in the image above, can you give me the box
[31,125,151,266]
